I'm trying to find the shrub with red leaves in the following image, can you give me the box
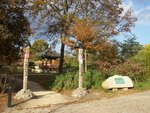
[115,60,146,82]
[95,61,118,79]
[95,60,146,82]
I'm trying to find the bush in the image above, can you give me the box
[83,70,103,89]
[0,74,9,94]
[0,65,21,94]
[52,71,78,91]
[95,60,119,79]
[95,60,147,83]
[115,60,146,82]
[51,69,103,91]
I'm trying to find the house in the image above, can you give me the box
[34,48,60,72]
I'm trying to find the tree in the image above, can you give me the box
[63,17,102,96]
[133,44,150,76]
[31,39,49,61]
[30,0,136,73]
[31,0,77,73]
[89,40,120,63]
[63,17,101,49]
[0,0,30,65]
[0,0,30,96]
[0,25,12,65]
[119,35,143,59]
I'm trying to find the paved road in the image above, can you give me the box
[4,90,150,113]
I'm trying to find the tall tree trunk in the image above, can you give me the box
[58,0,68,74]
[78,48,84,88]
[84,50,87,72]
[59,42,65,74]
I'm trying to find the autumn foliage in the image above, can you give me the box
[96,60,146,82]
[62,17,102,50]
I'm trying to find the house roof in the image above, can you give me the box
[38,48,60,59]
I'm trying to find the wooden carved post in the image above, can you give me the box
[78,48,84,88]
[23,46,30,91]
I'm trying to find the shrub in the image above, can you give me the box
[83,70,103,89]
[95,59,147,83]
[95,60,119,79]
[0,65,20,94]
[52,71,78,91]
[0,74,9,94]
[51,69,103,91]
[115,60,146,82]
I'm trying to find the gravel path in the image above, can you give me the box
[4,90,150,113]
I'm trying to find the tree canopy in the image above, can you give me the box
[134,44,150,66]
[31,0,136,40]
[0,0,30,65]
[119,35,143,59]
[62,17,101,49]
[26,0,136,73]
[31,39,49,61]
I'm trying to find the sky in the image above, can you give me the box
[120,0,150,45]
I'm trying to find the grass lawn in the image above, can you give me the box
[28,73,57,89]
[134,79,150,90]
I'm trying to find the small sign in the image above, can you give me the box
[115,78,125,84]
[24,52,30,59]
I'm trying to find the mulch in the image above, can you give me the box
[0,94,7,113]
[0,93,26,113]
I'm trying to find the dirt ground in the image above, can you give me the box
[0,80,146,113]
[1,89,140,113]
[52,90,150,113]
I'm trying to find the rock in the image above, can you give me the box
[112,88,118,91]
[122,88,129,91]
[71,87,88,97]
[102,75,133,90]
[15,89,34,100]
